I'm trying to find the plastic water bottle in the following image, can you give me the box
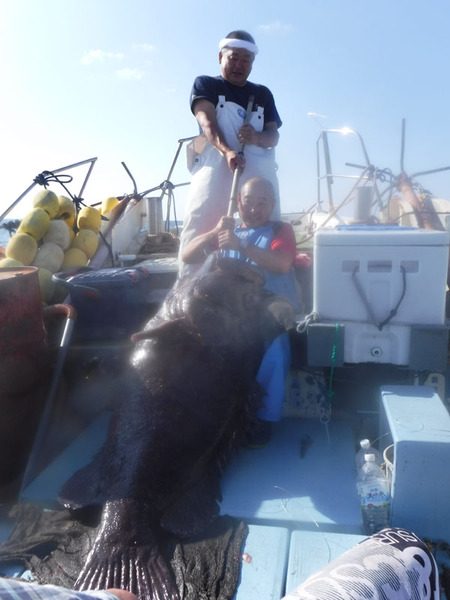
[355,439,382,471]
[357,453,390,534]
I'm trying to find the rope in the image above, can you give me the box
[378,265,407,329]
[296,311,319,333]
[33,170,88,214]
[33,171,73,197]
[320,323,340,425]
[351,264,407,331]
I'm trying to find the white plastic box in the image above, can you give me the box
[380,385,450,542]
[313,227,449,364]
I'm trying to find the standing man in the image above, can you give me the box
[179,30,282,276]
[182,177,299,446]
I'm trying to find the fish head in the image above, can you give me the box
[181,259,293,347]
[132,258,293,352]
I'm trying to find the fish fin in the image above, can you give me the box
[160,470,221,538]
[76,544,179,600]
[76,499,179,600]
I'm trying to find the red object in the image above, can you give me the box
[0,267,48,395]
[0,267,51,486]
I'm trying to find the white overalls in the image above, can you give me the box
[179,95,280,275]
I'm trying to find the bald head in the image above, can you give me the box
[238,177,275,227]
[241,177,274,200]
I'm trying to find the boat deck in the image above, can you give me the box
[3,415,366,599]
[1,382,450,598]
[221,418,366,598]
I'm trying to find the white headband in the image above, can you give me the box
[219,38,259,55]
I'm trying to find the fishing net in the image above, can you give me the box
[0,502,247,600]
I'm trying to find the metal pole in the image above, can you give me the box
[316,134,322,211]
[400,118,406,172]
[322,131,334,210]
[227,95,255,216]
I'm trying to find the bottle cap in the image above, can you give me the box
[364,453,376,462]
[360,439,370,449]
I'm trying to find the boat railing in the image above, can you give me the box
[303,118,450,241]
[0,156,98,224]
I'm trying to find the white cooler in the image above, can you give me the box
[313,227,449,365]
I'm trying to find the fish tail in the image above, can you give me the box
[75,550,179,600]
[75,500,179,600]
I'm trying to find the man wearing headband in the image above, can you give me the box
[179,30,282,276]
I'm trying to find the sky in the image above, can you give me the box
[1,0,450,223]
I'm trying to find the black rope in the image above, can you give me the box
[352,264,407,331]
[33,171,73,196]
[374,167,395,184]
[378,265,407,329]
[33,170,90,218]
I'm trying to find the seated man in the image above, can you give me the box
[182,176,300,446]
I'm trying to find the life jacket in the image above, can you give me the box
[220,222,301,312]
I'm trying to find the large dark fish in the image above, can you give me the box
[59,257,294,600]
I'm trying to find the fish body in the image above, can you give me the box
[60,259,294,599]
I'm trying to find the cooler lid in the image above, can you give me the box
[63,267,151,287]
[314,226,450,247]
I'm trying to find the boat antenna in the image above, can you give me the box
[400,118,406,173]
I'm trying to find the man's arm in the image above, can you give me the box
[242,243,291,272]
[193,100,244,170]
[218,223,295,273]
[182,216,234,264]
[238,121,279,148]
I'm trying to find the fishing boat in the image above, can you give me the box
[1,121,450,599]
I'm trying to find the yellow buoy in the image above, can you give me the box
[33,189,59,219]
[101,196,120,216]
[56,195,76,229]
[62,247,88,269]
[71,228,99,258]
[0,257,24,269]
[77,206,102,233]
[37,267,56,303]
[68,227,75,243]
[5,233,38,265]
[43,220,71,250]
[100,197,120,233]
[17,207,51,241]
[33,242,65,273]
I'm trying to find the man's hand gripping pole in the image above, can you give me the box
[227,95,255,217]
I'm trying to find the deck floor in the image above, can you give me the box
[15,415,366,598]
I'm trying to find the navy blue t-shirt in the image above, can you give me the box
[190,75,282,128]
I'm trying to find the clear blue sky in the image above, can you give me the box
[1,0,450,221]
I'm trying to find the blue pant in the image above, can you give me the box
[256,333,291,422]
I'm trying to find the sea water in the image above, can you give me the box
[0,225,12,249]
